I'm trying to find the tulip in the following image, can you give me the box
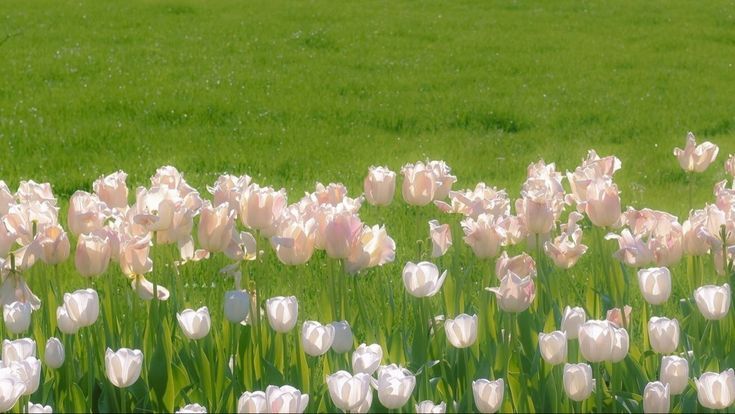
[224,290,251,324]
[561,306,587,339]
[461,214,506,259]
[643,381,670,414]
[648,317,679,354]
[345,224,396,274]
[44,338,64,369]
[271,219,316,265]
[75,233,112,277]
[429,220,452,257]
[638,267,672,305]
[694,283,730,320]
[578,320,615,362]
[402,262,447,298]
[695,369,735,409]
[606,229,653,267]
[326,371,373,412]
[27,402,52,413]
[119,234,153,277]
[611,326,629,363]
[444,313,478,348]
[416,401,446,413]
[331,321,353,353]
[726,154,735,177]
[301,321,335,357]
[515,194,555,235]
[3,301,31,334]
[67,191,106,236]
[105,348,143,388]
[585,177,621,227]
[239,185,287,237]
[238,391,267,414]
[472,378,504,413]
[673,132,719,173]
[401,162,437,206]
[495,251,536,279]
[660,356,689,395]
[0,367,25,412]
[62,289,99,328]
[539,331,567,365]
[563,363,595,401]
[131,274,170,301]
[176,307,211,340]
[37,225,70,265]
[2,339,36,364]
[544,213,588,269]
[486,273,536,312]
[376,364,416,409]
[264,385,309,413]
[323,212,362,259]
[427,160,457,200]
[352,343,383,375]
[176,403,207,413]
[606,305,632,328]
[198,202,236,253]
[9,357,40,396]
[93,170,129,208]
[265,296,298,333]
[56,306,79,334]
[364,166,396,206]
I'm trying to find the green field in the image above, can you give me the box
[1,1,735,413]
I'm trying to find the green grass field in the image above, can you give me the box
[2,1,735,413]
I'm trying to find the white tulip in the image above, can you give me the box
[176,403,207,413]
[416,400,446,413]
[224,290,250,324]
[352,343,383,375]
[376,364,416,409]
[326,371,372,412]
[648,317,679,354]
[7,356,40,396]
[2,339,36,364]
[330,321,353,353]
[62,289,99,328]
[444,314,478,348]
[643,381,670,413]
[176,307,211,340]
[539,331,567,365]
[694,284,730,320]
[27,402,53,413]
[563,363,595,401]
[104,348,143,388]
[472,378,504,413]
[561,306,586,339]
[301,321,334,357]
[44,338,64,369]
[578,320,615,362]
[264,385,309,413]
[238,391,267,414]
[56,306,79,334]
[637,267,672,305]
[611,327,629,363]
[0,367,26,412]
[402,262,447,298]
[660,356,689,395]
[695,369,735,409]
[3,301,31,334]
[265,296,298,333]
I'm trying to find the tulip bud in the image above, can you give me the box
[376,364,416,409]
[198,202,236,253]
[444,313,478,349]
[416,401,446,413]
[660,356,689,395]
[610,326,629,363]
[638,267,672,305]
[695,369,735,409]
[402,262,447,298]
[176,307,211,340]
[694,283,730,320]
[265,296,298,333]
[265,385,309,413]
[472,378,504,413]
[539,331,567,365]
[105,348,143,388]
[331,321,353,353]
[176,403,207,413]
[75,233,112,277]
[563,363,595,401]
[62,289,99,328]
[2,338,36,364]
[642,381,670,414]
[673,132,719,173]
[578,320,615,362]
[224,290,251,324]
[93,170,129,209]
[238,391,267,414]
[561,306,587,339]
[429,220,452,258]
[301,321,335,357]
[486,273,535,313]
[3,301,31,334]
[364,166,396,206]
[648,317,679,354]
[326,371,372,412]
[44,338,64,369]
[38,224,70,265]
[352,343,383,375]
[27,402,52,413]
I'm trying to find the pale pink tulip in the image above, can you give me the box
[239,184,287,236]
[38,224,70,265]
[426,160,457,200]
[198,202,235,253]
[435,183,510,219]
[673,132,719,173]
[16,180,55,205]
[271,218,317,265]
[461,214,506,259]
[0,181,14,216]
[606,229,653,267]
[67,191,107,236]
[364,166,396,206]
[401,162,437,206]
[495,251,536,280]
[606,305,632,328]
[323,211,362,259]
[585,177,621,228]
[345,225,396,274]
[429,220,452,257]
[75,233,112,277]
[93,171,129,209]
[207,174,250,213]
[119,235,153,276]
[486,273,536,312]
[545,213,588,269]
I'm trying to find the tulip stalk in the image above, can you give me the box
[594,362,603,413]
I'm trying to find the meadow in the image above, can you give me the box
[1,0,735,412]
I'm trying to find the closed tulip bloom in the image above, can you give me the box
[402,262,447,298]
[56,306,79,334]
[539,331,567,365]
[648,317,679,354]
[44,338,64,369]
[327,371,372,412]
[176,403,207,413]
[472,378,504,413]
[224,290,250,324]
[238,391,267,414]
[429,220,452,257]
[27,402,52,413]
[75,233,112,277]
[660,356,689,395]
[67,191,106,236]
[694,284,731,320]
[364,166,396,206]
[486,273,536,313]
[301,321,335,357]
[376,364,416,409]
[643,381,670,414]
[331,321,353,353]
[495,251,537,280]
[585,178,621,227]
[610,327,629,363]
[38,225,70,265]
[561,306,587,339]
[119,235,153,276]
[271,219,316,265]
[638,267,672,305]
[176,307,211,340]
[416,401,446,413]
[674,132,719,173]
[352,343,383,375]
[198,202,235,253]
[62,289,99,328]
[3,302,31,334]
[401,162,437,206]
[695,369,735,409]
[444,313,478,348]
[266,296,298,333]
[0,367,26,412]
[265,385,309,414]
[461,214,506,259]
[323,212,362,259]
[606,305,632,328]
[105,348,143,388]
[563,363,595,401]
[239,185,287,236]
[515,195,555,235]
[578,320,615,362]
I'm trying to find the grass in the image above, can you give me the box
[1,0,735,412]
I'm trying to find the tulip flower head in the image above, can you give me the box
[416,401,447,413]
[402,262,447,298]
[694,283,731,320]
[643,381,670,414]
[364,166,396,206]
[673,132,719,173]
[301,321,335,357]
[176,307,211,340]
[444,313,478,348]
[563,363,595,402]
[44,338,64,369]
[578,320,615,362]
[238,391,267,414]
[486,273,536,313]
[648,317,679,354]
[376,364,416,410]
[695,369,735,409]
[472,378,504,413]
[265,296,298,333]
[176,403,207,413]
[660,356,689,395]
[331,320,353,353]
[3,301,31,334]
[638,267,672,305]
[561,306,587,340]
[538,330,567,365]
[264,385,309,414]
[326,371,373,412]
[428,220,452,257]
[105,348,143,388]
[352,343,383,375]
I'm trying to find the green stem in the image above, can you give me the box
[594,362,603,413]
